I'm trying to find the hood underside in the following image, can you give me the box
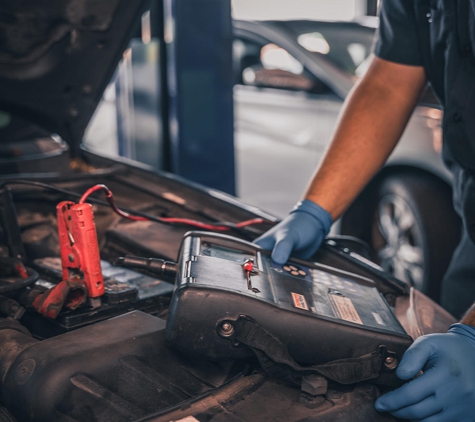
[0,0,149,152]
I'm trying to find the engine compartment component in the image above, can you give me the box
[20,258,174,338]
[0,311,241,422]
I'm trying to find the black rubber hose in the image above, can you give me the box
[0,267,39,294]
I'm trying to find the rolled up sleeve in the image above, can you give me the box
[374,0,423,66]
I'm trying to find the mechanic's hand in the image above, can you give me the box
[254,199,332,264]
[375,323,475,422]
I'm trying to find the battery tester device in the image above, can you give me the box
[166,231,413,386]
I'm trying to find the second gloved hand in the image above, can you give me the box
[254,200,332,264]
[375,323,475,422]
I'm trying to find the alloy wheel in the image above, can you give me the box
[373,194,425,290]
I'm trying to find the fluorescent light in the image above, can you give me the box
[232,0,357,21]
[297,32,330,54]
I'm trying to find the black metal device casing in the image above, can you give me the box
[166,232,413,385]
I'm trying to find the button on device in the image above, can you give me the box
[282,264,307,278]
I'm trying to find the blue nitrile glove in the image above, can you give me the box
[254,200,332,264]
[375,323,475,422]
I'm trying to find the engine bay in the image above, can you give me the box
[0,171,269,329]
[0,167,456,422]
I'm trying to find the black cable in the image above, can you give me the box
[0,267,39,294]
[4,180,93,201]
[4,180,272,236]
[5,180,180,226]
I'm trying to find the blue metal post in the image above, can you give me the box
[165,0,236,195]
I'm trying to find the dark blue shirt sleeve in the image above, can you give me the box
[374,0,423,66]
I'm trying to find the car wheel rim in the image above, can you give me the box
[373,194,425,290]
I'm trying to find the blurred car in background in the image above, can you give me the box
[233,18,461,300]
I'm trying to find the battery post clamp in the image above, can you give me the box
[32,200,104,319]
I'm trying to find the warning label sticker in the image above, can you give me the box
[329,295,363,325]
[291,292,309,310]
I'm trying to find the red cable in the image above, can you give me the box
[79,184,266,231]
[79,185,113,205]
[15,263,29,279]
[235,218,265,228]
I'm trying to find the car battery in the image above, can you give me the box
[22,258,174,338]
[166,232,413,386]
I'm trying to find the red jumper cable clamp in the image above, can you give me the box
[32,201,104,318]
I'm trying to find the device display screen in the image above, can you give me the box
[200,243,254,264]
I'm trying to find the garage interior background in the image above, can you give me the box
[83,0,379,217]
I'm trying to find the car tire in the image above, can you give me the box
[341,172,461,301]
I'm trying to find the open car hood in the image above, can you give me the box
[0,0,148,153]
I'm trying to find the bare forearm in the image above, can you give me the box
[461,304,475,327]
[304,57,426,220]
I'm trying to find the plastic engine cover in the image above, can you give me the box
[2,311,234,422]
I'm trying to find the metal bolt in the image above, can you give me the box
[68,254,75,263]
[219,322,234,337]
[301,374,328,396]
[384,356,398,369]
